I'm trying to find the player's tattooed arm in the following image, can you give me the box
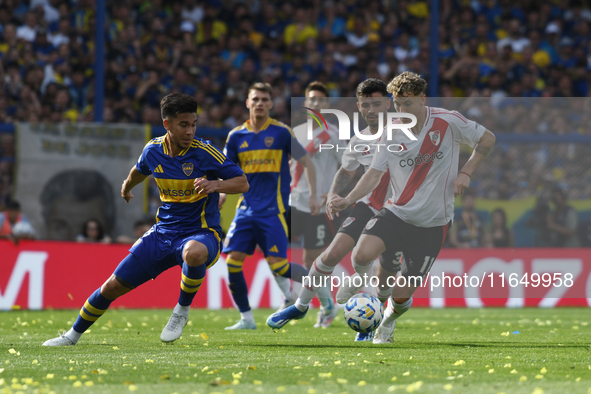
[328,168,355,196]
[474,144,492,156]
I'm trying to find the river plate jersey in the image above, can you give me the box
[137,136,243,235]
[224,118,307,217]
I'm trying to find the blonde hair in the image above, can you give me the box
[387,72,427,96]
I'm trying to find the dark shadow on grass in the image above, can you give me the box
[243,342,589,349]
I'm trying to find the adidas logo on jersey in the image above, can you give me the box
[154,164,164,173]
[269,245,279,253]
[240,141,249,149]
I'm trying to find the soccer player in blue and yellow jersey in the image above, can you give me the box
[221,82,317,330]
[42,93,248,346]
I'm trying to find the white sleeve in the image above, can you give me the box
[370,143,389,172]
[341,138,360,172]
[450,111,486,147]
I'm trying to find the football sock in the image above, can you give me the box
[352,256,374,283]
[274,275,292,299]
[269,259,309,282]
[178,263,206,306]
[295,256,334,311]
[227,258,251,313]
[240,309,255,324]
[72,288,113,335]
[174,303,190,317]
[317,285,333,311]
[377,286,392,304]
[383,297,413,325]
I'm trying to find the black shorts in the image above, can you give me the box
[337,202,375,243]
[290,208,334,250]
[362,208,450,280]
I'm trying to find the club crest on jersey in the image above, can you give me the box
[365,218,378,230]
[342,217,355,227]
[265,137,274,147]
[182,163,194,176]
[429,130,441,146]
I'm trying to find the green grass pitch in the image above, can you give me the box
[1,308,590,394]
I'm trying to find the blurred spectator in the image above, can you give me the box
[116,217,156,244]
[0,200,35,241]
[448,191,488,248]
[547,188,579,247]
[76,218,112,244]
[489,208,514,247]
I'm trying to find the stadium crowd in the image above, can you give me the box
[0,0,590,245]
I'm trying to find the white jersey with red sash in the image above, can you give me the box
[290,122,341,213]
[341,126,393,214]
[371,107,485,227]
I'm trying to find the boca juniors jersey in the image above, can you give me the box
[224,118,307,216]
[137,136,243,235]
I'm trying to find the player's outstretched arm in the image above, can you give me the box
[121,166,149,203]
[194,174,249,195]
[325,167,356,219]
[454,129,496,197]
[298,154,320,215]
[328,168,384,219]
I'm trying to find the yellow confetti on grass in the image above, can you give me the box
[540,367,547,374]
[510,369,518,374]
[391,377,398,382]
[576,377,581,382]
[403,371,410,377]
[253,380,262,385]
[454,360,465,366]
[8,349,16,354]
[318,373,332,378]
[200,333,209,340]
[46,374,54,379]
[337,378,348,384]
[277,387,286,392]
[113,347,119,350]
[489,369,495,374]
[406,381,423,392]
[307,390,317,394]
[444,384,453,391]
[358,381,367,386]
[73,381,82,387]
[532,388,544,394]
[128,385,138,391]
[504,364,512,368]
[145,359,154,363]
[334,360,341,365]
[535,375,544,379]
[248,366,257,370]
[293,366,301,370]
[520,376,528,382]
[85,381,94,386]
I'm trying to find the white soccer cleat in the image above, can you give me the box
[42,331,76,346]
[225,319,256,330]
[161,312,188,342]
[336,273,364,304]
[314,297,339,328]
[373,320,396,344]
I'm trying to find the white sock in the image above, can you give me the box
[352,256,374,284]
[174,303,190,317]
[296,257,334,311]
[274,275,292,298]
[316,285,332,310]
[240,309,254,323]
[383,297,413,325]
[66,328,81,343]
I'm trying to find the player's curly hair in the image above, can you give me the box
[387,72,427,97]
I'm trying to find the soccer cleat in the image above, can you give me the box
[336,272,364,304]
[42,331,76,346]
[225,319,257,330]
[373,320,396,344]
[355,331,375,341]
[314,297,338,328]
[266,305,308,329]
[161,312,188,342]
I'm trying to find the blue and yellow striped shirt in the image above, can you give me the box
[137,136,243,234]
[224,118,306,216]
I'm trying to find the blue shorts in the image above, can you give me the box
[113,225,221,288]
[222,212,288,258]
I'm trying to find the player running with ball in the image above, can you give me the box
[329,72,496,344]
[267,79,397,340]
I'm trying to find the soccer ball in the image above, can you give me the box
[344,293,383,333]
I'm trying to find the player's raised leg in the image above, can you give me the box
[267,232,355,329]
[161,236,216,342]
[42,253,148,346]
